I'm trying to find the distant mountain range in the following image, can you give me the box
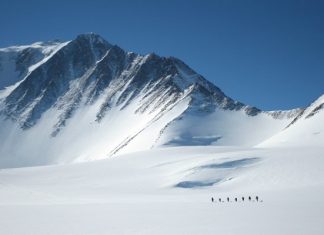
[0,33,323,168]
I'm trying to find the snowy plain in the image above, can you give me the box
[0,146,324,235]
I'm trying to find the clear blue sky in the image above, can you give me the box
[1,0,323,110]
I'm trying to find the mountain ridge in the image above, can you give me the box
[1,33,263,130]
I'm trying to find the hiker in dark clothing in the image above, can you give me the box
[256,196,259,202]
[219,198,221,202]
[235,197,237,202]
[211,197,214,202]
[227,197,230,202]
[249,196,251,201]
[242,197,244,202]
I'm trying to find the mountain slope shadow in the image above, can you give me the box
[175,157,260,188]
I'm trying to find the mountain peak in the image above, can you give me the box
[75,33,112,47]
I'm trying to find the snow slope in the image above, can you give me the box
[156,108,294,147]
[258,95,324,147]
[0,146,323,234]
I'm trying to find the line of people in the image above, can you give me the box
[211,196,260,202]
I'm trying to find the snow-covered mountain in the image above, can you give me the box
[1,33,324,235]
[258,95,324,147]
[0,33,322,168]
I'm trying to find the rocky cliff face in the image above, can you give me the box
[1,33,260,134]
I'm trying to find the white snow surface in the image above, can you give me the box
[157,108,294,147]
[0,146,323,235]
[0,96,298,168]
[258,95,324,147]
